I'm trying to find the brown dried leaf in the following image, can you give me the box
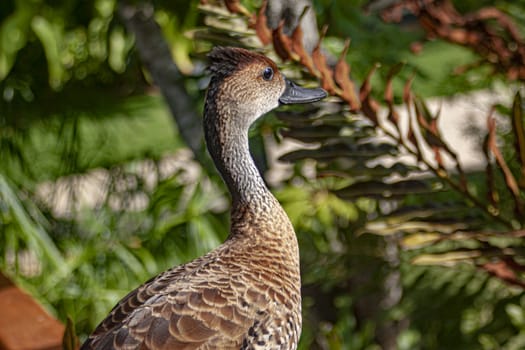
[483,131,499,207]
[511,92,525,189]
[255,0,271,45]
[384,63,405,132]
[429,117,444,168]
[223,0,251,17]
[272,21,292,60]
[413,96,434,128]
[334,39,360,110]
[407,106,423,161]
[380,1,525,80]
[481,259,525,289]
[415,97,467,184]
[413,98,449,149]
[470,7,523,42]
[385,62,404,103]
[291,24,317,75]
[359,63,377,101]
[312,26,336,94]
[359,63,380,125]
[487,114,524,215]
[410,41,424,54]
[403,74,414,105]
[387,107,402,131]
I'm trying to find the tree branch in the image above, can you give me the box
[118,1,206,165]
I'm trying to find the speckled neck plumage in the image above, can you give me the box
[204,82,270,203]
[204,76,298,249]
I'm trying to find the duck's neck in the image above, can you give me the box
[204,85,299,262]
[204,95,274,211]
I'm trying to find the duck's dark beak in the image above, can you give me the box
[279,78,327,105]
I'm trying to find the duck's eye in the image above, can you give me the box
[262,67,274,81]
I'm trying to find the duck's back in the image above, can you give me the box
[81,229,301,350]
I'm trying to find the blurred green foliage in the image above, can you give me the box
[1,0,525,349]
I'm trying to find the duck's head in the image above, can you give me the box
[206,47,327,127]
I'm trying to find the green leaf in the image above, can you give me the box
[31,15,64,89]
[319,162,415,178]
[335,179,434,200]
[359,220,468,236]
[0,174,66,271]
[402,233,441,248]
[412,251,480,266]
[109,27,132,73]
[62,316,79,350]
[281,125,349,142]
[0,5,31,80]
[280,142,398,163]
[506,304,525,329]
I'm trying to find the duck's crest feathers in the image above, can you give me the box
[207,46,275,79]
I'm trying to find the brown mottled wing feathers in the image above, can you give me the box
[82,253,262,350]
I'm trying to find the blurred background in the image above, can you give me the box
[1,0,525,349]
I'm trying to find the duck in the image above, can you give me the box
[80,46,327,350]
